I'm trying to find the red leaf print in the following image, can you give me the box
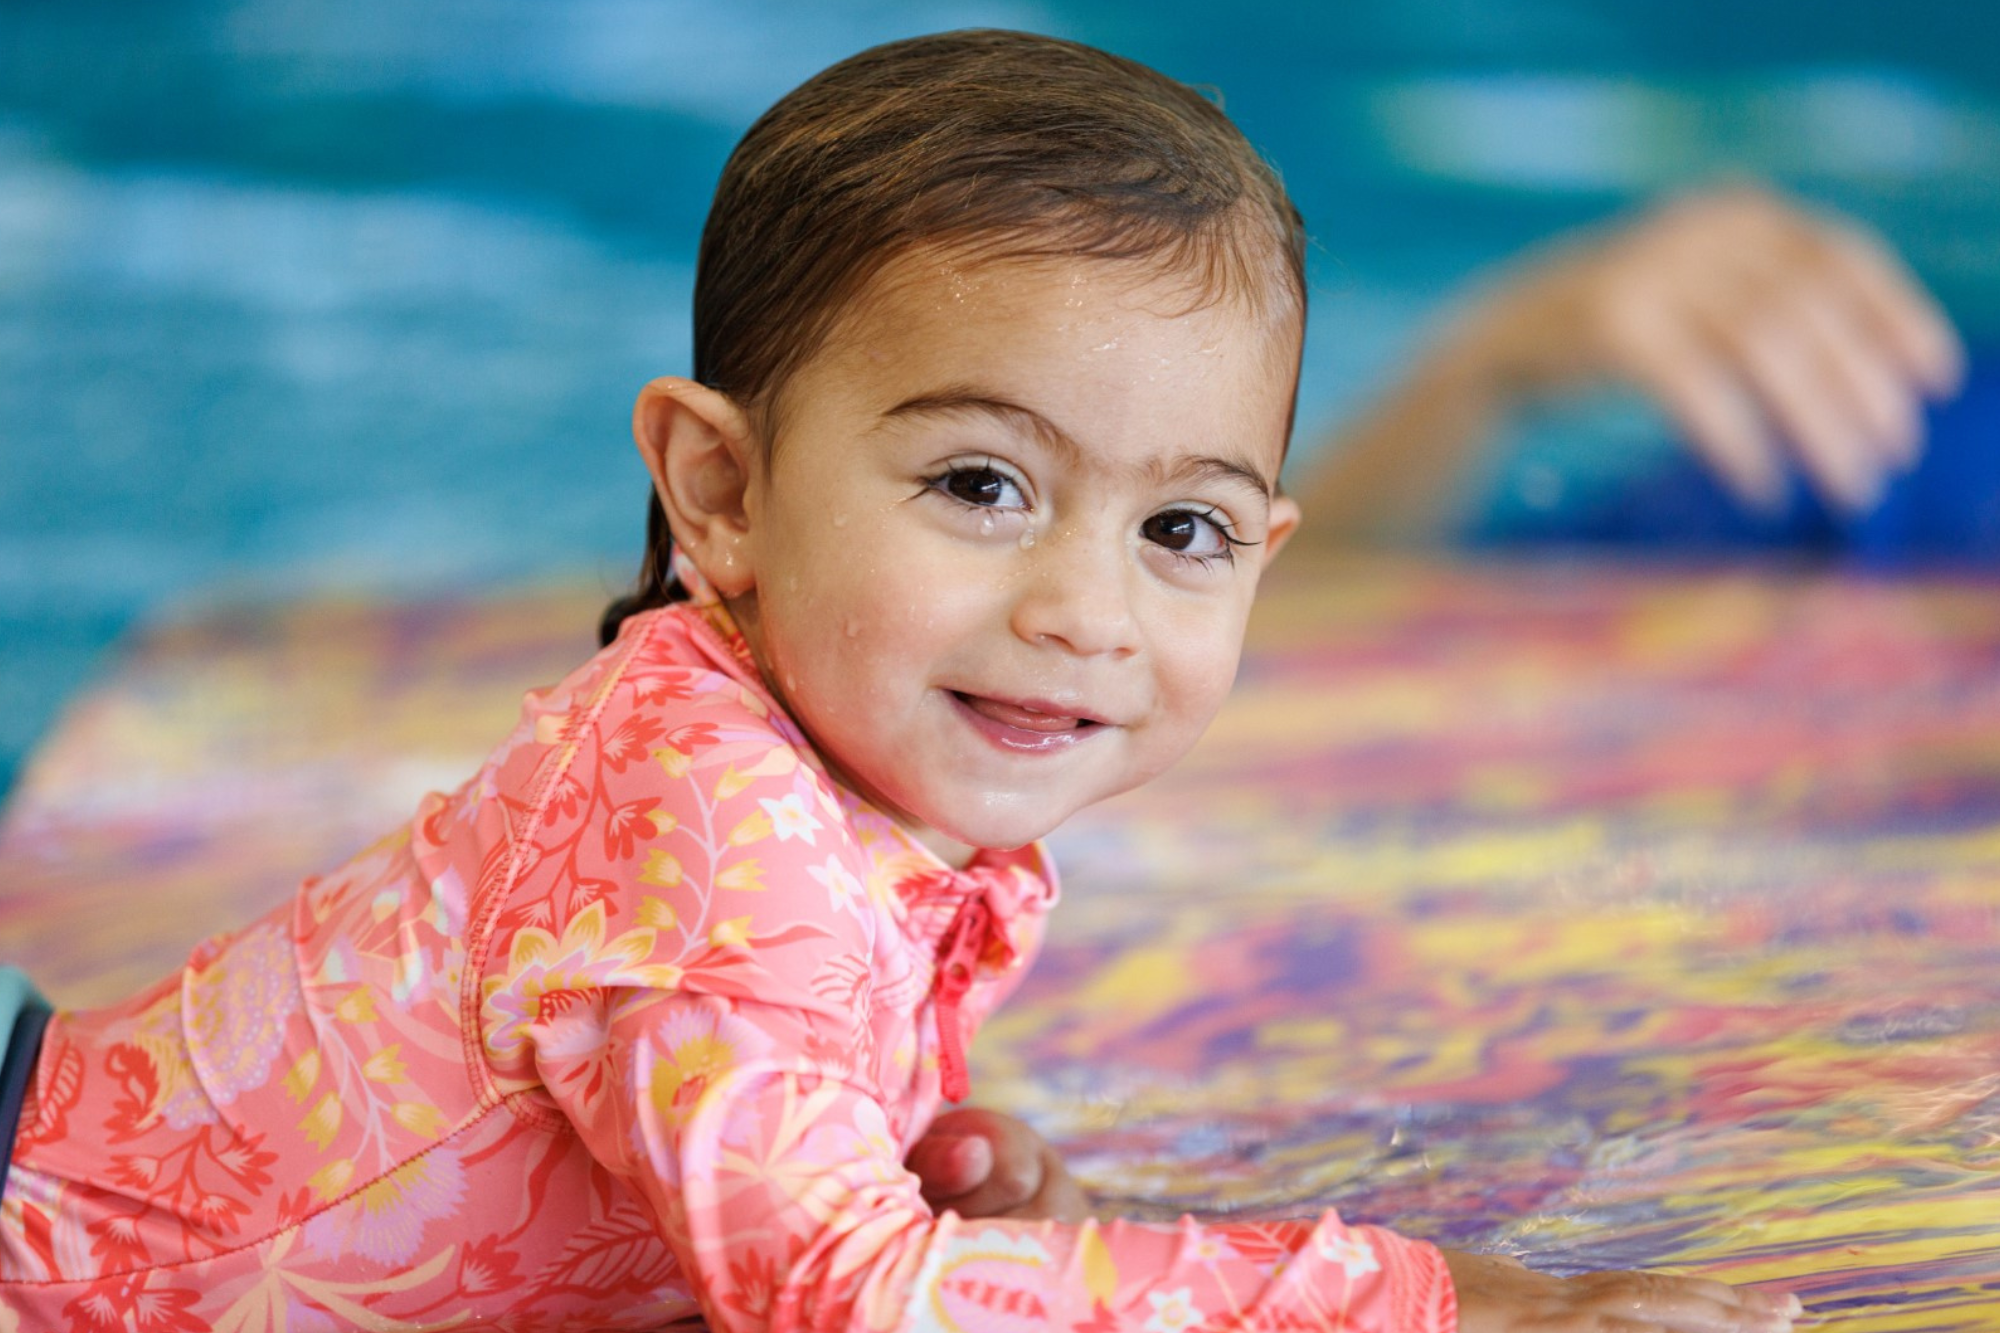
[564,875,621,919]
[456,1233,525,1297]
[104,1042,162,1143]
[1221,1220,1314,1272]
[601,715,666,773]
[190,1192,252,1235]
[728,1232,804,1320]
[84,1194,158,1273]
[603,799,660,861]
[630,669,697,708]
[273,1185,317,1231]
[63,1271,212,1333]
[663,721,721,753]
[210,1130,279,1194]
[542,773,587,825]
[500,891,558,933]
[109,1154,164,1191]
[527,1208,678,1303]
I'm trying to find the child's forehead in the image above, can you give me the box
[772,244,1301,476]
[827,251,1293,393]
[850,242,1295,333]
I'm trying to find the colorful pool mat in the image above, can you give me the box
[4,554,1999,1329]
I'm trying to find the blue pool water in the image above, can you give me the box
[6,0,2000,798]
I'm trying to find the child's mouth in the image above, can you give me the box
[948,691,1104,752]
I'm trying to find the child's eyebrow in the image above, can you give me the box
[882,389,1277,499]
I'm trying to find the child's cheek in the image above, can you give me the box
[1165,637,1247,733]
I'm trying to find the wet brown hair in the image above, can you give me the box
[600,27,1307,645]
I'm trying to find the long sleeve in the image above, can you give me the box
[472,605,1457,1333]
[588,997,1456,1333]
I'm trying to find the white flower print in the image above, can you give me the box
[1144,1287,1203,1333]
[1316,1231,1381,1281]
[1187,1231,1239,1264]
[807,857,865,917]
[760,793,822,843]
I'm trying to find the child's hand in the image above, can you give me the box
[905,1107,1092,1223]
[1444,1250,1805,1333]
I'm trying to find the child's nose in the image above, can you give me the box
[1006,523,1142,659]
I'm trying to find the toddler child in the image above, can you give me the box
[0,29,1805,1333]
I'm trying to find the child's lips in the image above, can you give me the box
[947,690,1110,751]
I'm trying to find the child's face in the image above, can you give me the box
[729,249,1301,862]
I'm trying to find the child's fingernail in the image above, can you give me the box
[1755,1292,1803,1322]
[955,1134,994,1179]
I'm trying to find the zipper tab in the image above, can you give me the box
[933,899,990,1103]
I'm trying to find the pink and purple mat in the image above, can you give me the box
[4,554,1998,1329]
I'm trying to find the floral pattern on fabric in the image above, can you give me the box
[1,588,1454,1332]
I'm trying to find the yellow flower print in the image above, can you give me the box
[301,1146,466,1266]
[641,849,684,887]
[482,902,680,1060]
[300,1091,342,1152]
[709,916,754,949]
[645,1006,773,1125]
[717,858,766,893]
[728,810,774,846]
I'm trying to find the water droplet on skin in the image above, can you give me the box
[785,673,799,692]
[978,513,997,535]
[1019,528,1037,549]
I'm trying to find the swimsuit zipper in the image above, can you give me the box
[932,898,990,1104]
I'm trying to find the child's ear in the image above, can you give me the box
[632,377,759,598]
[1261,494,1302,566]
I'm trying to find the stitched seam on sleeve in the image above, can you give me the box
[459,615,656,1120]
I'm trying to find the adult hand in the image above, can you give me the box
[1444,1249,1804,1333]
[1463,184,1965,514]
[904,1107,1092,1223]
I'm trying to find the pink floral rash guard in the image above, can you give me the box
[0,590,1455,1333]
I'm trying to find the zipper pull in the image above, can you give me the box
[933,900,989,1104]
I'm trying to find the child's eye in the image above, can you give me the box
[1142,507,1247,565]
[929,463,1027,510]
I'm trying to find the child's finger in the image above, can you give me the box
[935,1117,1048,1217]
[1573,1271,1798,1333]
[908,1132,994,1203]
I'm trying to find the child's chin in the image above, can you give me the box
[927,800,1069,856]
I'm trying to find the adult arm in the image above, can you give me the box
[1296,185,1965,543]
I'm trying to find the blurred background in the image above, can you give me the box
[4,0,2000,800]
